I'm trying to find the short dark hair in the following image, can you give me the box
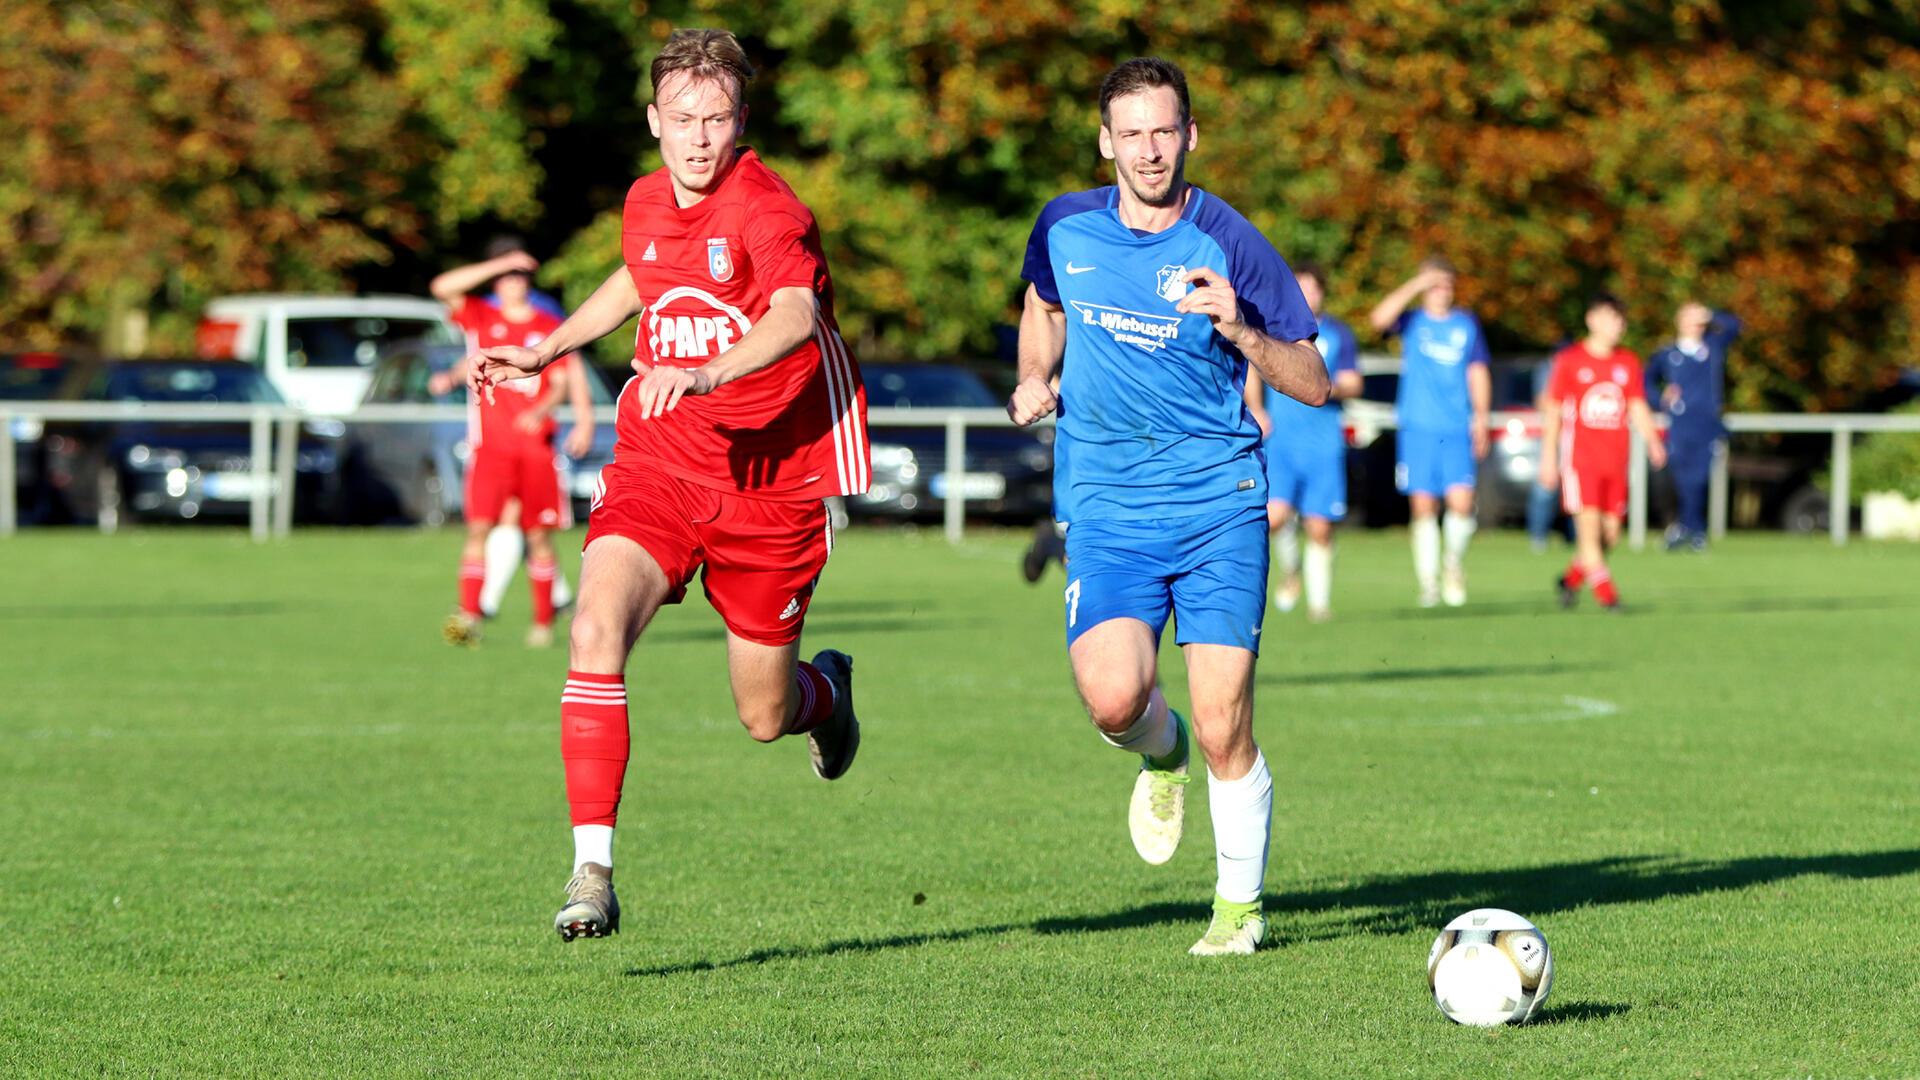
[1099,58,1190,128]
[1587,292,1625,316]
[651,28,755,107]
[485,235,527,261]
[1294,262,1328,289]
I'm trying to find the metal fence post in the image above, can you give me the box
[943,413,967,544]
[249,410,271,543]
[1628,427,1647,551]
[1829,425,1850,547]
[1708,439,1729,541]
[273,415,298,538]
[0,409,16,537]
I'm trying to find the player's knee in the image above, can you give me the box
[1190,716,1251,771]
[737,700,788,743]
[567,611,625,668]
[1083,684,1153,735]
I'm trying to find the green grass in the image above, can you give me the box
[2,525,1917,1077]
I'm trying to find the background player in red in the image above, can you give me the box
[469,28,869,942]
[431,242,595,647]
[1539,295,1667,610]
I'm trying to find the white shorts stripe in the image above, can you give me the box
[817,326,853,494]
[825,327,867,491]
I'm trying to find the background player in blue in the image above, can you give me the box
[1368,257,1492,607]
[1647,302,1742,551]
[1244,264,1362,622]
[1007,58,1327,956]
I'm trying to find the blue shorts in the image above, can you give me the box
[1266,442,1348,521]
[1062,504,1268,654]
[1395,428,1477,497]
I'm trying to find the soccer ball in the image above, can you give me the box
[1426,908,1553,1026]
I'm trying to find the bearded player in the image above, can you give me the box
[1540,295,1666,610]
[470,29,868,941]
[1009,58,1327,955]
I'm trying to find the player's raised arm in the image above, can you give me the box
[1010,284,1064,425]
[1368,267,1444,336]
[432,251,539,305]
[1178,266,1329,407]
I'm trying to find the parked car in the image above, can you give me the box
[39,359,343,528]
[849,362,1052,522]
[1,352,77,523]
[198,294,462,415]
[339,340,618,525]
[1342,356,1549,527]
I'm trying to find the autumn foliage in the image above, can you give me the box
[4,1,1916,411]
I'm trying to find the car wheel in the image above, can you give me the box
[1780,486,1829,534]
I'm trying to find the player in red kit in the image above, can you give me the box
[1539,295,1667,610]
[432,240,595,648]
[469,29,869,942]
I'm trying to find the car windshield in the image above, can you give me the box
[864,366,999,409]
[287,317,458,369]
[101,364,285,404]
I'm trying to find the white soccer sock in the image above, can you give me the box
[479,525,524,618]
[572,824,613,872]
[1097,687,1177,762]
[1274,518,1301,577]
[549,563,574,610]
[1412,515,1441,588]
[1304,540,1333,614]
[1443,510,1477,571]
[1209,750,1273,904]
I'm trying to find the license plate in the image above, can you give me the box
[203,471,266,500]
[929,472,1006,500]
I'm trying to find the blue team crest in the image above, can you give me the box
[706,238,734,283]
[1155,264,1190,303]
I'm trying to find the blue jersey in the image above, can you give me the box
[1264,313,1356,455]
[1022,186,1316,524]
[1391,308,1489,433]
[1646,311,1741,441]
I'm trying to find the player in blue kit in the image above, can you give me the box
[1245,264,1363,622]
[1368,258,1491,607]
[1007,58,1328,956]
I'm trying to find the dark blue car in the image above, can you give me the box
[848,363,1052,522]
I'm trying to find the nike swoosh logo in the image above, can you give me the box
[1065,263,1096,275]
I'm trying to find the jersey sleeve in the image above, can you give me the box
[1387,310,1413,339]
[1545,352,1573,404]
[1623,352,1647,401]
[1325,319,1358,376]
[1020,200,1069,306]
[1466,314,1491,367]
[1225,230,1317,344]
[448,295,487,334]
[743,204,826,295]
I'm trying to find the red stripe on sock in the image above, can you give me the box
[562,670,628,827]
[787,662,835,734]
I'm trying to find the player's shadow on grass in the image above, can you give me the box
[1344,593,1916,622]
[624,848,1920,978]
[0,600,286,620]
[646,615,978,643]
[1259,660,1595,687]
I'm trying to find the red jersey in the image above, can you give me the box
[1548,342,1645,473]
[451,296,571,451]
[618,148,868,500]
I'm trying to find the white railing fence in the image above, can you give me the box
[2,403,1916,545]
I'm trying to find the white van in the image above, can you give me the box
[198,294,462,415]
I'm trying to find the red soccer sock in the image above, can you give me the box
[1562,562,1586,590]
[528,558,557,627]
[1590,567,1618,607]
[458,560,485,617]
[561,672,629,827]
[788,662,836,734]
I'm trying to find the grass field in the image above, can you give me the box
[2,524,1917,1077]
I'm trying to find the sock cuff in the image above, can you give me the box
[460,561,485,576]
[563,671,626,704]
[1207,750,1270,791]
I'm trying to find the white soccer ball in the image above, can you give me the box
[1427,908,1553,1026]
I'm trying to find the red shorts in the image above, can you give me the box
[584,463,832,646]
[466,442,564,529]
[1562,465,1627,518]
